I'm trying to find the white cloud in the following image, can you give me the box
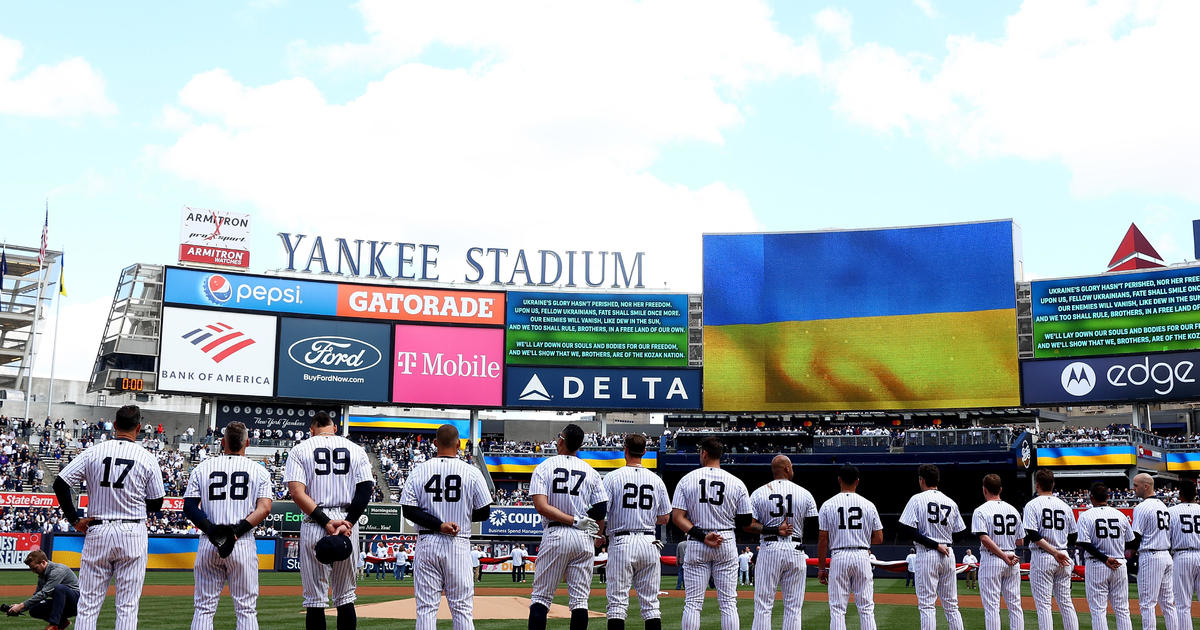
[814,7,854,49]
[0,34,115,118]
[820,0,1200,202]
[32,295,112,381]
[914,0,938,19]
[157,1,818,290]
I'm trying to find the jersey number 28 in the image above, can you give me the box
[209,471,251,501]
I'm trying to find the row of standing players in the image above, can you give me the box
[40,408,1200,630]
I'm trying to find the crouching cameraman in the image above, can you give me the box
[4,550,78,630]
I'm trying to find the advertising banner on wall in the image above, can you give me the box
[0,532,44,569]
[216,400,343,434]
[337,284,505,326]
[392,324,504,407]
[505,292,688,367]
[505,366,701,410]
[702,221,1020,411]
[158,307,276,397]
[480,506,543,537]
[163,267,338,316]
[179,207,251,268]
[1021,349,1200,405]
[1031,265,1200,359]
[265,501,405,534]
[277,318,392,402]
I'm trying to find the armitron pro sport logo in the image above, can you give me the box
[1060,362,1096,396]
[182,322,256,363]
[203,274,234,304]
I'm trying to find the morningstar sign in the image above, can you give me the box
[277,233,647,288]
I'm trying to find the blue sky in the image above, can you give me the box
[1,0,1197,380]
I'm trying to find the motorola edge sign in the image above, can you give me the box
[276,317,391,402]
[1021,350,1200,405]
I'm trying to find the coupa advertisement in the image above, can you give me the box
[481,506,542,537]
[157,306,276,397]
[392,324,504,407]
[277,317,392,403]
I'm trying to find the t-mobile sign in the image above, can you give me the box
[392,324,504,407]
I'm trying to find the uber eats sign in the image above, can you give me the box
[266,501,403,534]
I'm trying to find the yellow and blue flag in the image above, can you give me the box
[702,221,1020,411]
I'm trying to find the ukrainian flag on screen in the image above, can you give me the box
[702,221,1020,411]
[1168,452,1200,472]
[486,450,656,473]
[1038,446,1135,467]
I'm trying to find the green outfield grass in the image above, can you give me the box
[0,572,1180,629]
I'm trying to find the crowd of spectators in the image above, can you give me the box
[0,431,41,491]
[0,506,71,533]
[1055,487,1180,509]
[492,487,531,506]
[480,433,659,454]
[358,435,439,501]
[1038,424,1131,445]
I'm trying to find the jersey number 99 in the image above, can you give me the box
[314,448,351,476]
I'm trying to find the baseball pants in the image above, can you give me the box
[681,534,739,630]
[74,521,148,630]
[530,526,595,611]
[828,550,875,630]
[300,519,361,608]
[606,532,662,621]
[913,548,963,630]
[1029,550,1079,630]
[751,543,806,630]
[413,534,475,630]
[978,558,1023,630]
[1083,560,1131,630]
[1173,550,1200,622]
[1137,551,1183,630]
[192,535,260,630]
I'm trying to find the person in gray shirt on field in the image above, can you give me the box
[675,540,688,590]
[4,550,79,630]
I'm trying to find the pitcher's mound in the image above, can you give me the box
[332,596,605,620]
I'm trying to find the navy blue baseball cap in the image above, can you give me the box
[315,534,353,564]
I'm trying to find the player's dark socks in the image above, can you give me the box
[305,607,327,630]
[336,603,356,630]
[645,618,661,630]
[607,618,625,630]
[528,603,549,630]
[570,608,589,630]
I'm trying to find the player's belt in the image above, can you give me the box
[762,535,795,542]
[1142,549,1168,552]
[89,518,142,525]
[1174,548,1200,552]
[831,547,870,551]
[613,531,654,537]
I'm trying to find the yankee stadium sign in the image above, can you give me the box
[277,233,647,288]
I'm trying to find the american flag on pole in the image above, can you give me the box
[38,203,48,266]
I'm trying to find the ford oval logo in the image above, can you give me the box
[287,336,382,373]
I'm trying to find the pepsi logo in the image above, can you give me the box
[203,274,234,304]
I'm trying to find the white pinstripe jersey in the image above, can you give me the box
[58,437,164,520]
[1076,505,1133,558]
[1131,497,1172,550]
[818,492,883,549]
[971,500,1023,552]
[1021,494,1077,549]
[671,466,751,530]
[900,489,965,544]
[528,454,607,529]
[1167,502,1200,551]
[283,434,373,507]
[750,479,817,543]
[184,455,273,525]
[602,465,670,534]
[400,456,492,538]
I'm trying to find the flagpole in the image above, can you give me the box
[46,252,63,423]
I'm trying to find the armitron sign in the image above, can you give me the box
[180,207,251,268]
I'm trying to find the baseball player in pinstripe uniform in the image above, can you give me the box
[1075,482,1134,630]
[817,464,883,630]
[284,412,375,630]
[1131,473,1184,630]
[746,455,817,630]
[671,437,753,630]
[53,405,165,630]
[400,424,493,630]
[601,434,671,630]
[970,474,1024,630]
[183,421,274,630]
[527,424,609,630]
[1167,478,1200,621]
[1022,468,1079,630]
[899,464,965,630]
